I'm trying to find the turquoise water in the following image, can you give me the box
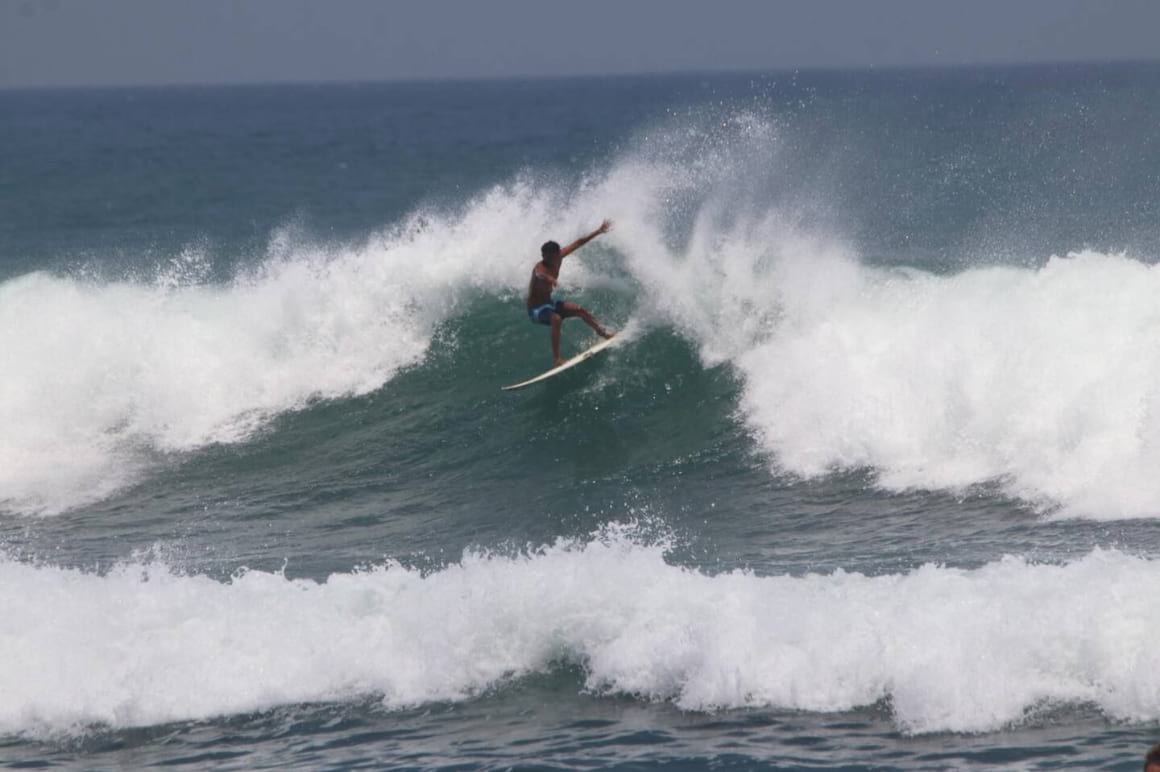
[3,64,1160,769]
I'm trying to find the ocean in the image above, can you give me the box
[3,62,1160,769]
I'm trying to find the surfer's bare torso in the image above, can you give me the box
[526,261,558,310]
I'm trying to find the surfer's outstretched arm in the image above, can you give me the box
[559,219,612,259]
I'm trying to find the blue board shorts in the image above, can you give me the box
[528,299,566,325]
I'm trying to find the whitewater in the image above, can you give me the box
[4,66,1160,768]
[3,529,1158,737]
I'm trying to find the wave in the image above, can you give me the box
[1,526,1156,737]
[6,107,1160,519]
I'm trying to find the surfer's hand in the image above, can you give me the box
[597,219,612,235]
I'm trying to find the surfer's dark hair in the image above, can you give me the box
[541,241,561,258]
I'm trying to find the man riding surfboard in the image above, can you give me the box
[526,219,615,367]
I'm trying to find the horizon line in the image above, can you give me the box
[4,56,1160,93]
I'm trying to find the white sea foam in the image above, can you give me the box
[1,530,1156,736]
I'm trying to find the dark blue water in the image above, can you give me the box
[3,63,1160,769]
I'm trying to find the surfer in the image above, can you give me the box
[526,219,615,367]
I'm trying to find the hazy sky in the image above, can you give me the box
[2,0,1159,88]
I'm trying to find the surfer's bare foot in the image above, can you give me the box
[599,328,615,340]
[553,357,565,368]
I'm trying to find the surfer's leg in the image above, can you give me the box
[558,302,613,339]
[549,313,564,367]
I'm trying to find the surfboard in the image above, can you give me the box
[502,335,617,391]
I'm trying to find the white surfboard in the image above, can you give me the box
[502,335,618,391]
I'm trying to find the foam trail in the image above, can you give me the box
[0,529,1157,736]
[0,181,586,515]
